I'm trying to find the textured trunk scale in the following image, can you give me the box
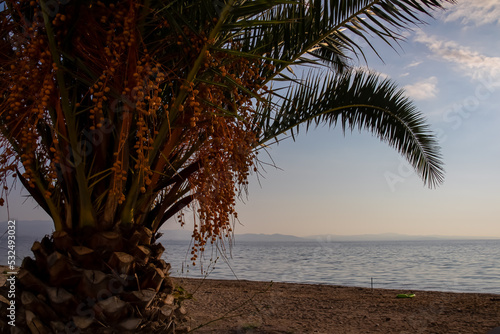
[0,225,190,333]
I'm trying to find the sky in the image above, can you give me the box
[2,0,500,238]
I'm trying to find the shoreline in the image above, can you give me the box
[181,275,497,295]
[2,267,500,333]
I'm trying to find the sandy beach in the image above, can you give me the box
[2,267,499,333]
[176,277,500,333]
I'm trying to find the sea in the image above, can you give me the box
[162,238,500,294]
[4,235,500,295]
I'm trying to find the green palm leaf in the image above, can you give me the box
[218,0,454,72]
[255,70,444,187]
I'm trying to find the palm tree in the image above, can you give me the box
[0,0,448,332]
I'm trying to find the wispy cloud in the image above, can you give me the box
[406,61,422,68]
[355,66,390,79]
[442,0,500,26]
[414,31,500,85]
[403,77,439,100]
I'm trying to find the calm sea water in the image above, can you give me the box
[162,239,500,294]
[4,236,500,294]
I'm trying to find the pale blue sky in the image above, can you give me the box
[2,1,500,238]
[230,0,500,237]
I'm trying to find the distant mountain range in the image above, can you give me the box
[157,230,499,242]
[156,231,306,243]
[1,220,498,242]
[227,233,306,242]
[307,233,500,242]
[236,233,500,242]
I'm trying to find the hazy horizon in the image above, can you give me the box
[2,219,499,241]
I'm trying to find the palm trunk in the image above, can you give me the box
[0,226,191,333]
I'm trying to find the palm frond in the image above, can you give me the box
[256,69,444,187]
[218,0,454,75]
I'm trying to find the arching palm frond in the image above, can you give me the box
[216,0,453,73]
[255,70,444,187]
[205,0,451,187]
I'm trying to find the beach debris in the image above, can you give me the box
[396,293,415,298]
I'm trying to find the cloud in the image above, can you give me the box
[414,31,500,85]
[406,61,422,68]
[403,77,439,100]
[355,66,390,79]
[442,0,500,26]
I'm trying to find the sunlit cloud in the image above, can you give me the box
[356,66,390,79]
[403,77,439,100]
[414,31,500,85]
[442,0,500,26]
[406,61,422,68]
